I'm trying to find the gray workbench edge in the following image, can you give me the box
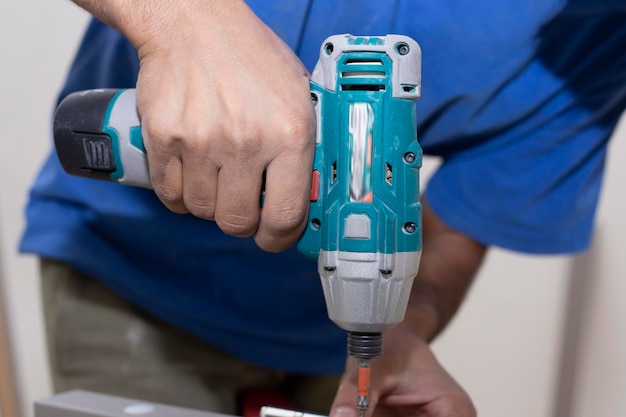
[35,390,240,417]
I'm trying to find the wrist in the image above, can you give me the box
[393,199,487,343]
[396,280,444,342]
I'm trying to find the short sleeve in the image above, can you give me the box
[421,6,626,254]
[424,116,611,254]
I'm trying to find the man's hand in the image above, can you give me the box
[72,0,316,252]
[331,326,476,417]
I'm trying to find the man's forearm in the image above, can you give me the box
[70,0,243,49]
[70,0,136,36]
[402,199,487,342]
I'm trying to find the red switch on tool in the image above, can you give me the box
[310,170,320,202]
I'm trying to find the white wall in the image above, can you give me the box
[570,116,626,417]
[431,250,571,417]
[0,2,89,415]
[0,2,625,417]
[419,156,574,417]
[431,114,626,417]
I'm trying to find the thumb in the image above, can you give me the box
[330,370,363,417]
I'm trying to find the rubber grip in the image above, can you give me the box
[54,89,121,181]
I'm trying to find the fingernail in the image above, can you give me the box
[330,406,358,417]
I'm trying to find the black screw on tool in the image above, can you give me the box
[395,42,410,56]
[403,222,417,234]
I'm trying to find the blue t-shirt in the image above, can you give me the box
[20,1,626,374]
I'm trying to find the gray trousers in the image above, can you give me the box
[40,259,340,414]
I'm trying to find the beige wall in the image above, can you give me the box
[431,115,626,417]
[570,116,626,417]
[0,2,624,417]
[0,1,89,415]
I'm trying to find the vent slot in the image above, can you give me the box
[341,71,386,79]
[344,58,384,66]
[341,84,386,91]
[385,163,393,185]
[339,55,387,91]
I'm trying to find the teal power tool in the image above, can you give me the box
[54,34,423,416]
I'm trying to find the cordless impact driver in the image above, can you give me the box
[54,34,423,416]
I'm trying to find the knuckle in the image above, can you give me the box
[145,117,211,153]
[429,393,477,417]
[277,110,315,144]
[264,205,307,236]
[184,121,221,151]
[143,115,179,143]
[185,200,216,220]
[153,184,185,213]
[228,124,263,157]
[153,183,181,203]
[216,213,258,237]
